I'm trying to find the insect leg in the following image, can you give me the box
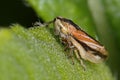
[74,49,86,70]
[64,44,69,51]
[60,37,69,51]
[68,48,75,65]
[62,37,75,64]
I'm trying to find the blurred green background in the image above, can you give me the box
[0,0,120,80]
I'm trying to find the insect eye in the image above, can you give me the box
[54,18,57,22]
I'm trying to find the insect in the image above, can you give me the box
[35,16,108,70]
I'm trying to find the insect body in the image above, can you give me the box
[35,16,108,70]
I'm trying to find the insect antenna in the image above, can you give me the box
[34,19,54,27]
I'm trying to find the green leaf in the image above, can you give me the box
[27,0,120,79]
[88,0,120,79]
[0,0,116,79]
[0,25,114,80]
[27,0,96,37]
[102,0,120,69]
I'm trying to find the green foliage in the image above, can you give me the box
[0,25,114,80]
[102,0,120,70]
[27,0,96,37]
[1,0,119,79]
[27,0,120,79]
